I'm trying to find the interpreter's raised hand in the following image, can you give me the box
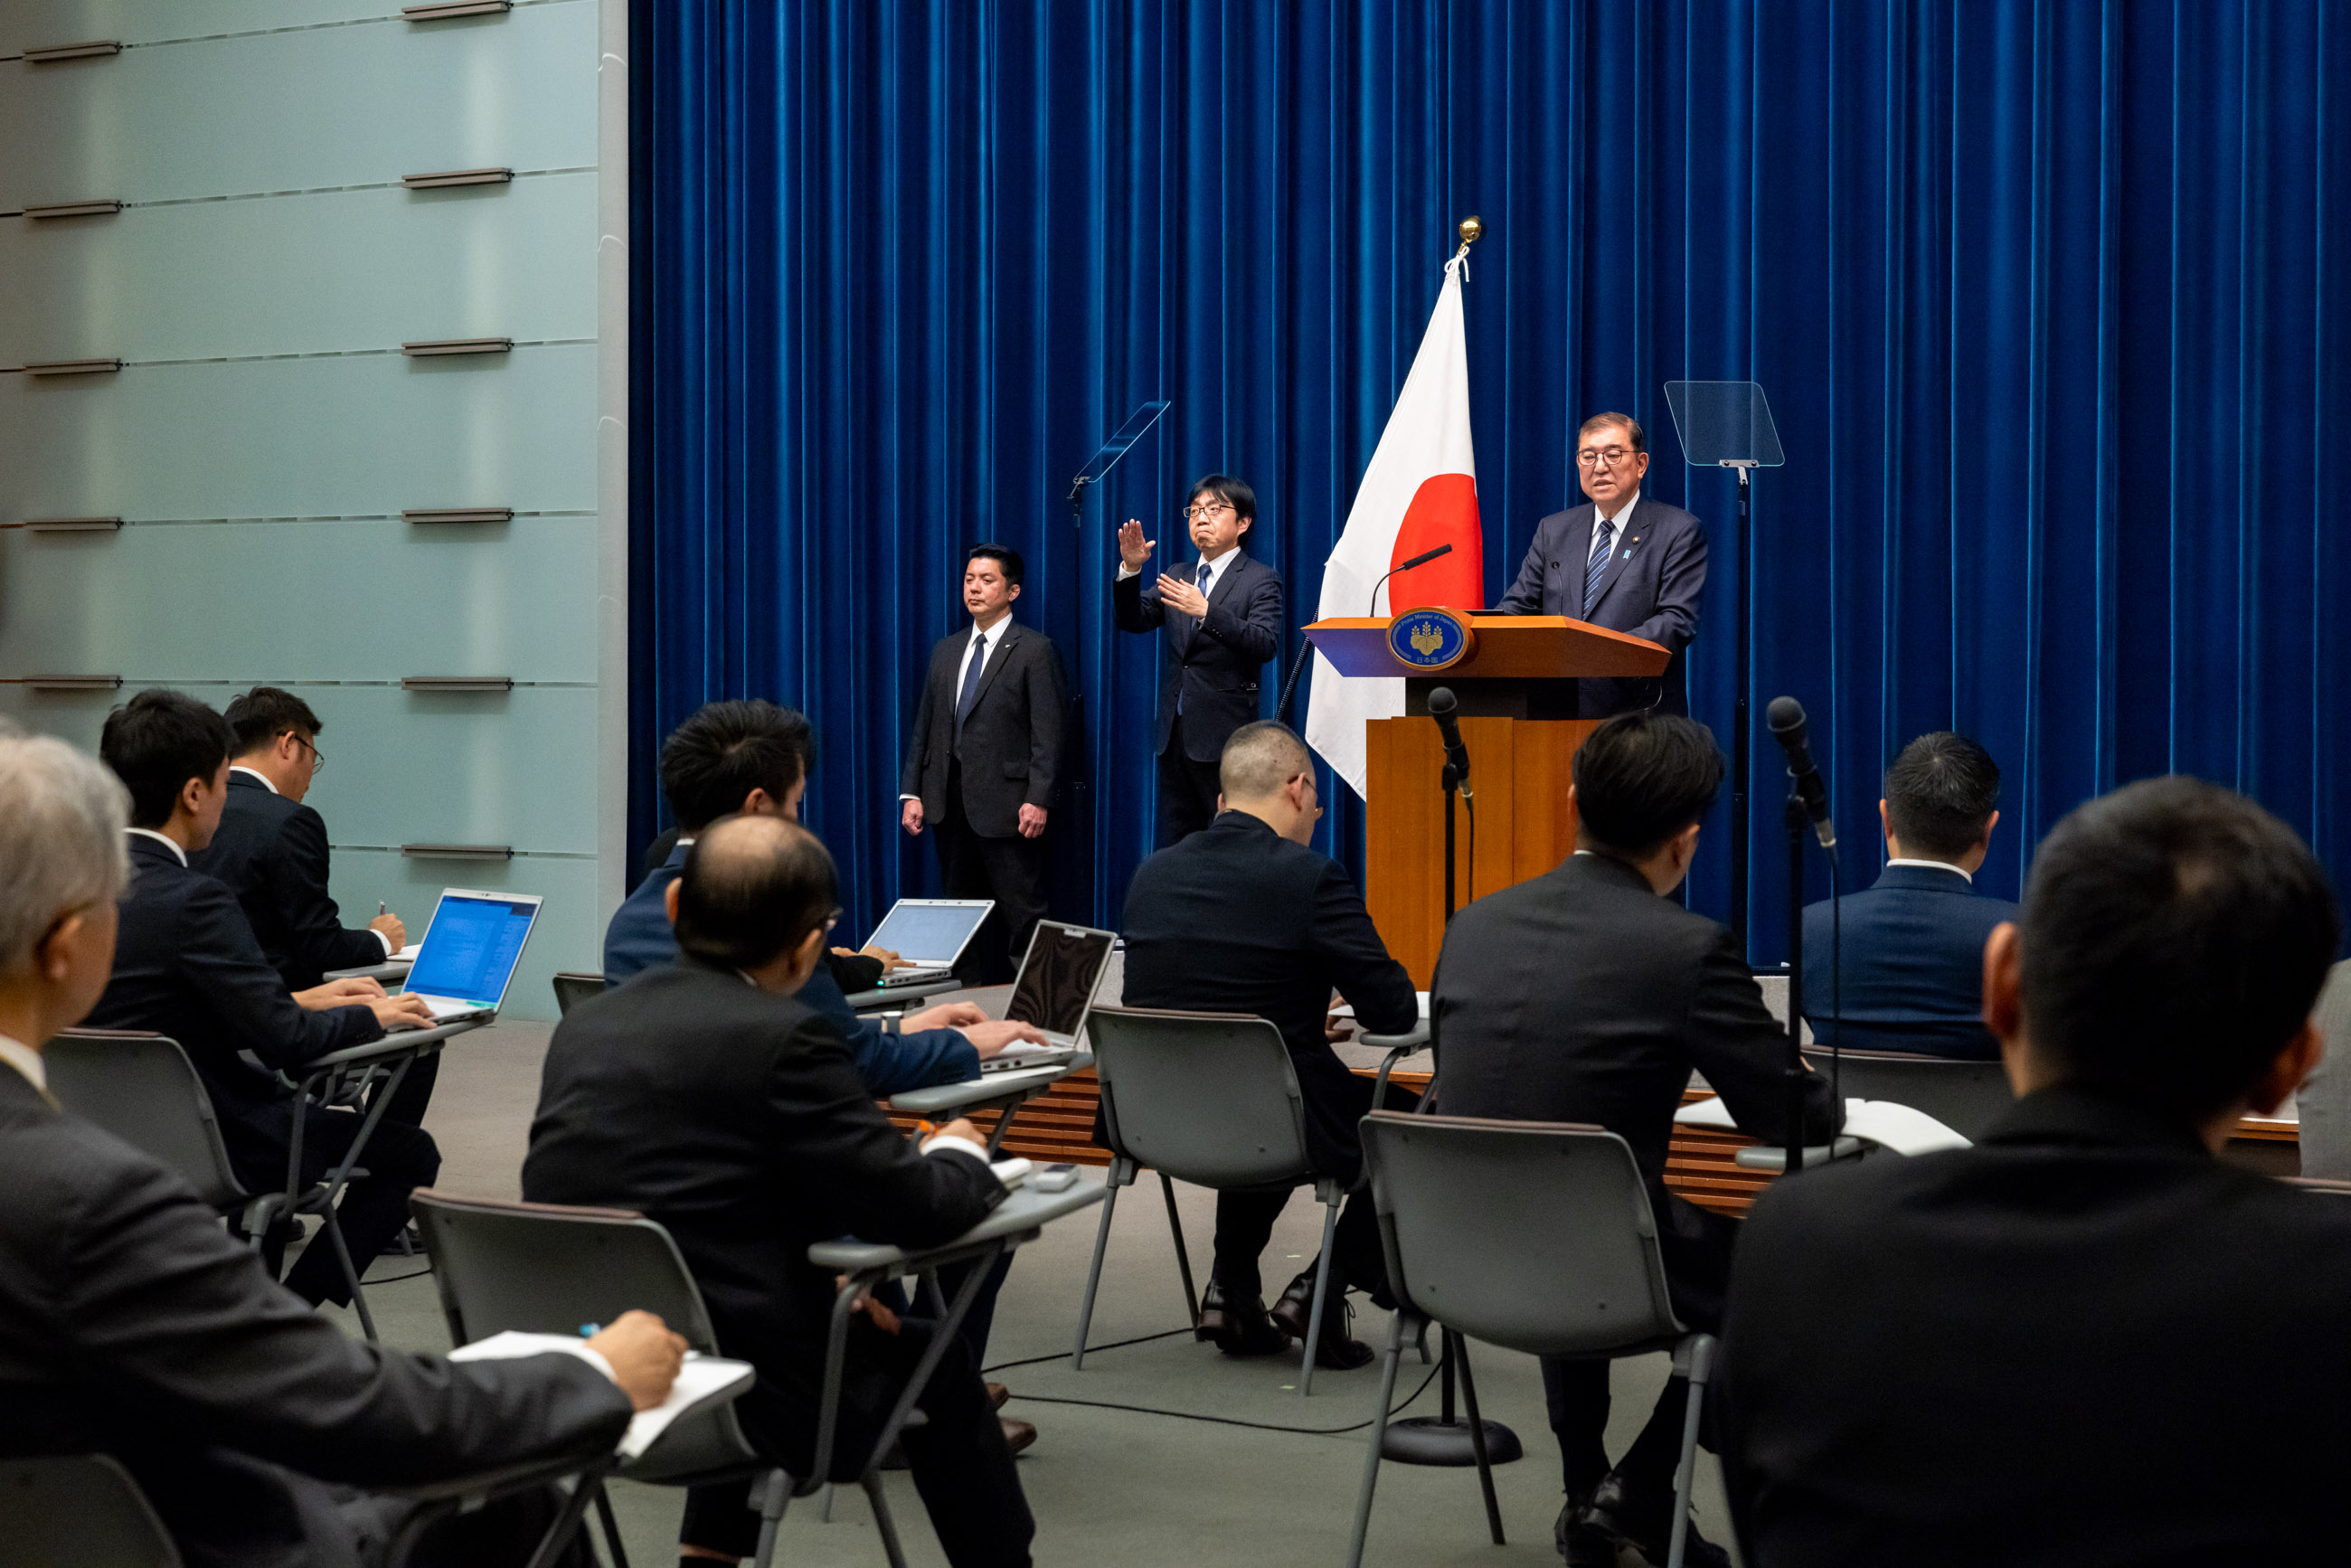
[293,976,386,1010]
[905,1001,987,1031]
[902,798,924,836]
[956,1019,1050,1058]
[368,912,407,950]
[1117,518,1153,572]
[585,1309,688,1412]
[368,993,438,1033]
[1016,804,1048,839]
[1156,572,1209,619]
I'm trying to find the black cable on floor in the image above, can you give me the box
[1007,1361,1443,1437]
[984,1327,1191,1374]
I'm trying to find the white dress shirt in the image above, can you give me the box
[1590,489,1641,564]
[126,827,187,866]
[1887,855,1973,883]
[0,1033,44,1093]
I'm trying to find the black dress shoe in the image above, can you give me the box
[1204,1287,1289,1356]
[1581,1471,1730,1568]
[1269,1269,1375,1369]
[1553,1496,1611,1566]
[1267,1267,1323,1342]
[1196,1279,1236,1343]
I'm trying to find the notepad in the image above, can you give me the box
[1673,1094,1971,1156]
[989,1157,1033,1190]
[448,1331,756,1460]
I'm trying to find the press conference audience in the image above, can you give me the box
[1119,722,1420,1365]
[0,724,688,1568]
[1430,711,1841,1568]
[83,689,439,1304]
[1719,776,2351,1564]
[527,814,1033,1567]
[1800,730,2019,1058]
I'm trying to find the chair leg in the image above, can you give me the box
[518,1466,607,1568]
[862,1472,908,1568]
[751,1469,793,1568]
[322,1207,379,1343]
[1345,1310,1410,1568]
[1158,1171,1200,1328]
[591,1481,630,1568]
[1449,1331,1505,1545]
[1071,1181,1119,1369]
[1298,1195,1340,1396]
[1666,1334,1717,1568]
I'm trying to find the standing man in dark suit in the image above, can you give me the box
[901,544,1069,982]
[84,689,437,1306]
[1430,712,1841,1568]
[1119,722,1420,1367]
[1497,413,1707,717]
[0,724,690,1568]
[530,814,1034,1568]
[1113,474,1285,844]
[1801,730,2020,1058]
[193,686,407,990]
[1719,777,2351,1566]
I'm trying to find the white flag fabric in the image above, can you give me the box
[1306,254,1481,798]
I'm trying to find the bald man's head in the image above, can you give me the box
[674,813,838,971]
[1219,721,1313,803]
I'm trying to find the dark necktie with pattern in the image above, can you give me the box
[1582,518,1617,616]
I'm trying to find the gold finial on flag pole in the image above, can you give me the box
[1458,215,1483,249]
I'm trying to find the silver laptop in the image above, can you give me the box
[864,898,995,987]
[980,920,1118,1072]
[397,888,543,1024]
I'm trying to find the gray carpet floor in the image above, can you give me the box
[315,1019,1737,1567]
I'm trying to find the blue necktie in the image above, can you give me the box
[1582,519,1616,616]
[954,632,987,741]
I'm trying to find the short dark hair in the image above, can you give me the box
[673,815,838,971]
[659,700,815,834]
[1572,712,1724,857]
[99,689,234,829]
[967,543,1024,589]
[2021,776,2341,1120]
[1577,412,1648,455]
[1185,474,1258,539]
[223,686,324,756]
[1884,731,2001,859]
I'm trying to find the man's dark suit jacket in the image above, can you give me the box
[189,770,386,990]
[1430,853,1840,1233]
[600,841,977,1094]
[1718,1086,2351,1566]
[1112,551,1284,760]
[1496,497,1707,717]
[1119,812,1419,1177]
[900,619,1068,836]
[1800,862,2017,1059]
[0,1063,630,1568]
[86,835,382,1166]
[523,960,1004,1424]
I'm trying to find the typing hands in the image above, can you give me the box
[957,1019,1050,1058]
[906,1001,987,1032]
[837,943,913,973]
[584,1310,689,1412]
[295,976,384,1010]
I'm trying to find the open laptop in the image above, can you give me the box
[864,898,995,988]
[979,920,1118,1072]
[397,888,543,1024]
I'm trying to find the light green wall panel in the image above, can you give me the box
[0,174,597,361]
[0,344,596,519]
[0,2,594,209]
[0,516,597,682]
[331,845,599,1025]
[5,4,413,46]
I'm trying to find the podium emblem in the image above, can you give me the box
[1387,606,1474,672]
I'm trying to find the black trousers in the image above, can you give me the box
[681,1317,1034,1567]
[939,763,1048,986]
[1155,715,1224,845]
[234,1090,443,1308]
[1211,1078,1421,1308]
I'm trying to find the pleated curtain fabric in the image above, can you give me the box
[631,0,2351,956]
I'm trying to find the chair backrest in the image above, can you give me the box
[552,972,608,1015]
[1363,1111,1680,1358]
[411,1189,751,1483]
[0,1454,181,1568]
[45,1032,246,1209]
[1089,1006,1314,1188]
[1826,1049,2014,1140]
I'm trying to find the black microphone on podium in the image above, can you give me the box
[1365,542,1455,616]
[1766,695,1835,853]
[1427,685,1472,800]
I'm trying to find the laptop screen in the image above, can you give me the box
[1006,923,1114,1035]
[403,893,539,1009]
[866,901,992,965]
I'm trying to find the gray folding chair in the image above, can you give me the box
[1827,1047,2014,1140]
[552,972,608,1015]
[0,1454,180,1568]
[1076,1006,1346,1394]
[1347,1112,1717,1568]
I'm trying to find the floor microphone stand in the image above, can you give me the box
[1783,791,1809,1174]
[1731,463,1752,956]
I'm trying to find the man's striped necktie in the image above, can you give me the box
[1583,519,1617,616]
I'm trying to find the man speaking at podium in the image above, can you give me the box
[1497,412,1707,718]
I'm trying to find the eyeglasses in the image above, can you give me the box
[1576,447,1638,469]
[287,732,326,773]
[1185,501,1235,520]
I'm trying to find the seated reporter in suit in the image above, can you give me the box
[0,725,688,1568]
[1800,730,2019,1059]
[84,691,438,1306]
[901,544,1069,983]
[1112,474,1284,845]
[1119,721,1420,1367]
[1497,412,1706,717]
[605,699,1043,1094]
[1430,712,1841,1568]
[1719,777,2351,1565]
[529,814,1033,1568]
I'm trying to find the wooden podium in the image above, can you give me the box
[1302,614,1669,986]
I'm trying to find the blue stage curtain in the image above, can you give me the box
[631,0,2351,959]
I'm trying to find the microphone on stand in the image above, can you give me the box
[1366,542,1456,616]
[1766,695,1835,853]
[1427,685,1472,800]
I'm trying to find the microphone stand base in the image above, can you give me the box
[1380,1415,1524,1467]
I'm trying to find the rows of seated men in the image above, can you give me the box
[7,689,2351,1566]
